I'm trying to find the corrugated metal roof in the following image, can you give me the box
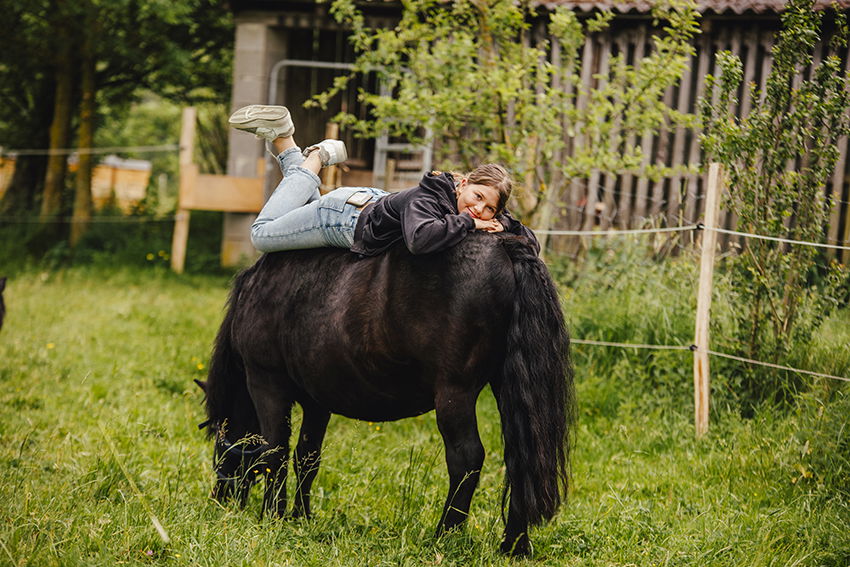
[536,1,850,13]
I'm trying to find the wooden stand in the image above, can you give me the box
[320,122,341,193]
[170,108,196,274]
[171,107,264,273]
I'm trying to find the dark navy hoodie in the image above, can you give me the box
[351,171,539,257]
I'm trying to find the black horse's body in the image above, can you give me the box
[204,232,574,555]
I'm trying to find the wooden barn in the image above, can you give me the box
[220,0,850,263]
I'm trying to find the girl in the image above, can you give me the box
[229,104,539,257]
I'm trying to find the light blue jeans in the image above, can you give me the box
[251,147,387,252]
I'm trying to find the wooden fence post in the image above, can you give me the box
[843,191,850,265]
[320,122,340,193]
[693,162,723,437]
[171,107,196,274]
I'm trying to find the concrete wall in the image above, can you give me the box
[222,16,287,267]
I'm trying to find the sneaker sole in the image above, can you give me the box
[228,105,290,125]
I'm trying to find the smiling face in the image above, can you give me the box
[456,180,501,221]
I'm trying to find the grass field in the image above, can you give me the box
[0,261,848,566]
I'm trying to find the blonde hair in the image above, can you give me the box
[451,163,513,214]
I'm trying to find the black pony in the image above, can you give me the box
[202,232,574,555]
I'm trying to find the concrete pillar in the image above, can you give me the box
[222,18,287,267]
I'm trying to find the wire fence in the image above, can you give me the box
[570,338,850,383]
[558,223,850,384]
[536,225,698,237]
[0,144,179,157]
[1,155,848,384]
[703,225,850,252]
[0,215,175,224]
[570,338,691,351]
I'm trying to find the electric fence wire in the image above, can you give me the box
[0,144,180,156]
[0,215,175,224]
[535,225,698,236]
[570,338,692,351]
[539,222,850,253]
[569,339,850,383]
[560,222,850,383]
[703,347,850,383]
[702,225,850,252]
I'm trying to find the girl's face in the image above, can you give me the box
[456,180,500,220]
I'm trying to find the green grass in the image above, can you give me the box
[0,261,848,566]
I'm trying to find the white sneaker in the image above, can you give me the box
[302,139,347,167]
[228,105,294,140]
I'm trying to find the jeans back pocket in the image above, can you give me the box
[319,187,369,212]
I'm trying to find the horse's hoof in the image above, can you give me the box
[211,483,233,504]
[499,535,531,557]
[289,509,311,521]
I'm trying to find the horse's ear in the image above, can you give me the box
[194,379,207,392]
[0,277,6,292]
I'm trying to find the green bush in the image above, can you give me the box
[700,0,850,406]
[790,388,850,498]
[0,209,230,276]
[552,239,712,411]
[550,239,849,417]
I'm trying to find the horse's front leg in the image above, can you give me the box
[246,367,293,518]
[291,400,331,519]
[435,389,485,535]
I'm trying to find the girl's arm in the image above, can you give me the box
[401,198,475,255]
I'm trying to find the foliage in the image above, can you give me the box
[0,0,234,215]
[95,95,230,215]
[193,103,231,176]
[700,0,850,406]
[95,94,184,215]
[552,239,744,412]
[788,385,850,498]
[0,209,227,276]
[317,0,700,228]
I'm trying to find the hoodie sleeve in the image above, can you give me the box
[498,210,541,255]
[401,189,475,255]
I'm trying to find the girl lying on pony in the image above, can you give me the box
[228,104,538,256]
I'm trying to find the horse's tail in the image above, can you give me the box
[204,263,257,440]
[495,236,575,526]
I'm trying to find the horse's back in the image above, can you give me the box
[231,233,523,421]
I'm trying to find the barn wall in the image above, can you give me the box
[229,5,850,257]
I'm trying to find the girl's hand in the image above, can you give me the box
[473,218,504,232]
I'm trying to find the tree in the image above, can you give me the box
[0,0,59,214]
[71,5,97,246]
[41,0,78,220]
[700,0,850,405]
[315,0,699,237]
[0,0,233,239]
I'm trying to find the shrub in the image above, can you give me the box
[700,0,850,407]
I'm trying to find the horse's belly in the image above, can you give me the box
[328,400,435,423]
[295,366,436,422]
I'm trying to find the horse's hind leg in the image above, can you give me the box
[291,398,331,519]
[245,366,294,518]
[435,389,485,535]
